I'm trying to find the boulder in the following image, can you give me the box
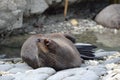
[95,4,120,29]
[0,0,26,33]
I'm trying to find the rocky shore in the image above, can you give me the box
[0,49,120,80]
[0,1,120,80]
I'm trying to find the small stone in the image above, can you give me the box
[70,19,79,26]
[29,31,36,34]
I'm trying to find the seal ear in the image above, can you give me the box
[44,39,51,46]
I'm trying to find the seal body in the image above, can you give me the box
[21,33,82,70]
[95,4,120,29]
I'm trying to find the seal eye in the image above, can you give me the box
[37,39,41,42]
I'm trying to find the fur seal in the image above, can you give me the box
[95,4,120,29]
[21,33,82,71]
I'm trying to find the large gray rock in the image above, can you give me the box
[95,4,120,29]
[13,67,56,80]
[8,63,32,74]
[47,68,99,80]
[0,0,26,32]
[0,10,23,30]
[0,0,97,33]
[0,63,14,71]
[0,0,54,32]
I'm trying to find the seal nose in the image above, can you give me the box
[37,39,41,42]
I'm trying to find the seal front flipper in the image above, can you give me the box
[63,33,76,43]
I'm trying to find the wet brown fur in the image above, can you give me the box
[21,33,82,71]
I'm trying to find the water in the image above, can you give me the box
[0,29,120,58]
[0,35,30,58]
[74,30,120,51]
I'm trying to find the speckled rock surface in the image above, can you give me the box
[0,50,120,80]
[95,4,120,29]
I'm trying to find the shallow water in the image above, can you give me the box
[0,29,120,58]
[0,35,30,58]
[74,30,120,51]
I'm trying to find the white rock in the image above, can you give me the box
[85,65,107,76]
[47,68,99,80]
[8,67,31,74]
[0,63,14,71]
[13,67,56,80]
[27,67,56,75]
[103,58,120,64]
[14,72,49,80]
[14,63,31,69]
[75,43,92,46]
[103,69,120,80]
[105,63,120,70]
[95,49,105,53]
[95,51,119,57]
[7,63,32,74]
[0,61,5,65]
[0,75,14,80]
[86,60,99,66]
